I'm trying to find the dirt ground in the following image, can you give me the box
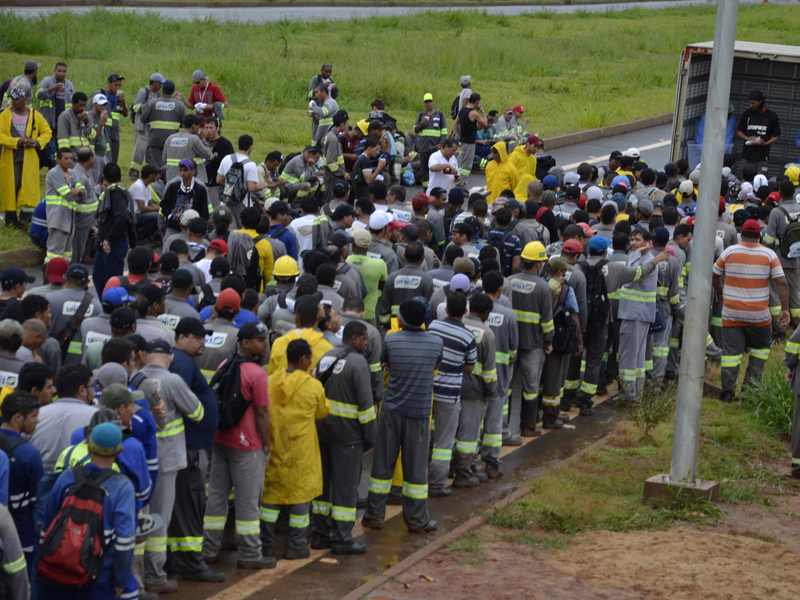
[367,490,800,600]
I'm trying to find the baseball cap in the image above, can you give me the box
[611,175,630,189]
[637,198,654,217]
[749,89,764,101]
[209,257,230,278]
[238,321,268,341]
[65,264,90,282]
[158,253,179,273]
[174,317,212,338]
[742,219,761,234]
[767,191,781,205]
[398,299,426,328]
[180,209,200,226]
[208,239,228,254]
[653,226,670,246]
[585,186,604,202]
[332,204,357,221]
[565,186,580,201]
[328,231,354,248]
[542,175,559,190]
[92,93,108,106]
[450,274,471,293]
[448,187,465,204]
[1,267,35,288]
[718,196,728,213]
[453,257,475,276]
[387,219,408,231]
[295,292,324,318]
[110,307,138,330]
[549,166,565,178]
[503,107,513,115]
[150,73,165,83]
[423,93,433,102]
[170,269,196,291]
[212,206,232,222]
[369,211,392,230]
[352,228,372,248]
[45,258,70,284]
[563,224,587,239]
[100,383,144,409]
[578,222,597,237]
[563,172,580,186]
[402,223,419,240]
[562,239,584,254]
[679,180,695,196]
[459,75,472,86]
[526,134,543,147]
[95,362,129,388]
[89,422,123,457]
[178,158,196,170]
[24,59,41,70]
[188,218,207,235]
[107,73,124,83]
[513,105,525,113]
[303,145,320,154]
[548,257,568,273]
[412,193,432,210]
[468,187,491,198]
[146,339,172,354]
[588,236,611,254]
[162,80,175,94]
[0,319,23,342]
[331,179,350,198]
[103,287,137,308]
[506,199,523,211]
[192,69,206,81]
[216,288,241,314]
[626,147,640,158]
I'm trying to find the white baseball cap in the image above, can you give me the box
[369,211,392,230]
[92,93,108,106]
[626,147,640,158]
[563,172,580,186]
[180,209,201,226]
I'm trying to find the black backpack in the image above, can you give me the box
[245,235,267,291]
[535,154,557,181]
[209,354,255,430]
[278,152,301,176]
[0,431,25,520]
[117,276,155,290]
[317,346,355,387]
[579,259,610,326]
[551,281,579,355]
[450,95,461,120]
[220,156,251,207]
[488,227,515,274]
[197,283,217,312]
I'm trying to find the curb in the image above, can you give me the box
[0,0,699,9]
[545,113,673,151]
[339,430,616,600]
[0,246,44,272]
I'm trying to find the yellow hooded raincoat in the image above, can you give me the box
[267,327,334,376]
[262,369,330,505]
[484,141,517,204]
[509,145,538,184]
[0,107,52,211]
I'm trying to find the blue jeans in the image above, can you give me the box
[135,211,159,241]
[93,238,128,296]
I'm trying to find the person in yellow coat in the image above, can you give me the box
[267,292,333,376]
[509,135,539,185]
[484,141,516,204]
[0,87,52,229]
[261,338,330,560]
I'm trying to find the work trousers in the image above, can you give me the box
[481,393,505,466]
[428,401,460,493]
[146,145,164,171]
[575,320,609,406]
[455,398,487,478]
[46,228,74,264]
[144,470,177,586]
[618,319,650,402]
[285,181,313,203]
[518,348,545,429]
[457,143,475,187]
[720,324,771,394]
[311,441,363,549]
[541,352,567,407]
[364,410,430,529]
[131,130,149,172]
[109,138,120,165]
[604,318,622,383]
[651,313,673,381]
[93,238,128,297]
[417,150,434,189]
[792,393,800,477]
[71,215,95,265]
[710,291,723,349]
[167,449,209,575]
[260,502,310,551]
[136,211,159,241]
[203,444,266,562]
[770,267,800,335]
[739,158,769,177]
[207,186,220,212]
[666,314,722,375]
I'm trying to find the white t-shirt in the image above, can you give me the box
[427,151,458,194]
[217,153,259,207]
[290,214,316,271]
[195,258,213,284]
[130,179,151,215]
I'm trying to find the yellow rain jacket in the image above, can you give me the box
[485,141,516,204]
[267,327,334,376]
[262,369,330,505]
[509,145,538,188]
[514,174,536,202]
[0,107,52,211]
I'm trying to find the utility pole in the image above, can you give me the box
[645,0,738,503]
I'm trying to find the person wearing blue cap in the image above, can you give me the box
[138,79,188,171]
[79,287,137,354]
[39,422,136,600]
[571,235,669,414]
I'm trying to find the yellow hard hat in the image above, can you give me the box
[521,241,547,261]
[786,165,800,186]
[273,256,300,277]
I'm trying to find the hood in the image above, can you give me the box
[493,141,509,164]
[275,369,312,407]
[511,145,529,159]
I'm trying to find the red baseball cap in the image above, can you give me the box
[45,257,70,284]
[513,105,525,113]
[578,194,588,210]
[387,219,408,231]
[742,219,761,234]
[208,239,229,254]
[504,107,513,114]
[686,216,696,227]
[526,134,543,147]
[718,196,727,213]
[767,191,781,204]
[578,222,597,236]
[412,193,432,210]
[216,288,240,314]
[562,239,584,254]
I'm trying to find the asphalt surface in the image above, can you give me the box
[7,0,771,23]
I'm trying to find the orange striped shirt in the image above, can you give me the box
[713,242,784,327]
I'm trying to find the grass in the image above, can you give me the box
[741,343,795,437]
[0,225,36,251]
[446,532,484,566]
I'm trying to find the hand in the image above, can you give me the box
[70,188,80,198]
[524,117,530,126]
[378,158,386,168]
[263,444,271,457]
[276,178,286,187]
[102,240,111,254]
[786,369,793,382]
[198,128,207,141]
[545,344,553,355]
[153,396,167,418]
[344,173,350,181]
[100,113,108,126]
[55,83,64,91]
[78,112,89,123]
[433,255,440,267]
[33,352,42,363]
[421,116,429,125]
[117,91,124,101]
[574,341,584,357]
[653,250,670,262]
[174,92,185,101]
[363,446,373,456]
[114,587,123,598]
[778,309,791,327]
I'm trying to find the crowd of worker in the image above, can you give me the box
[2,57,800,600]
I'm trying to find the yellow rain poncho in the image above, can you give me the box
[485,141,516,204]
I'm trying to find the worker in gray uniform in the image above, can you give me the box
[45,148,84,264]
[163,115,212,184]
[129,73,164,179]
[367,211,400,276]
[194,289,243,382]
[46,264,102,364]
[650,227,681,384]
[311,321,375,555]
[764,180,800,333]
[376,242,433,328]
[282,146,321,199]
[666,223,692,381]
[139,80,188,170]
[309,83,339,144]
[88,73,129,164]
[56,92,95,161]
[339,297,384,406]
[70,147,99,265]
[558,239,587,414]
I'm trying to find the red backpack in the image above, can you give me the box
[37,465,120,589]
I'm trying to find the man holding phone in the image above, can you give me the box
[427,138,460,195]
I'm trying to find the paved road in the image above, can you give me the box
[8,0,772,24]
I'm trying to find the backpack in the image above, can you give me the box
[776,206,800,257]
[317,346,355,387]
[245,235,267,291]
[450,95,461,120]
[0,431,25,520]
[579,259,610,326]
[535,154,556,181]
[117,276,154,291]
[278,152,300,177]
[37,465,120,590]
[227,231,256,277]
[220,156,251,207]
[197,283,217,312]
[551,281,579,355]
[209,354,255,430]
[488,228,515,274]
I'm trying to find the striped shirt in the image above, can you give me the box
[381,328,444,419]
[428,318,478,404]
[713,242,784,327]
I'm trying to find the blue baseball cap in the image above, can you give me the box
[89,422,123,457]
[0,267,35,288]
[612,175,630,188]
[542,175,560,190]
[588,236,611,254]
[102,287,137,308]
[653,226,670,246]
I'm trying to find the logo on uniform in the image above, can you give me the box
[486,312,504,327]
[392,210,411,223]
[85,332,111,346]
[333,360,346,374]
[158,314,181,329]
[367,252,382,261]
[465,325,484,344]
[155,101,176,111]
[0,371,18,389]
[205,332,228,348]
[510,280,535,294]
[170,138,189,147]
[332,281,342,293]
[63,301,94,318]
[395,276,421,289]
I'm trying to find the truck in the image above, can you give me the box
[670,41,800,178]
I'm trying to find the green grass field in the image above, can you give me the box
[0,4,798,249]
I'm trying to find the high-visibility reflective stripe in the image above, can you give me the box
[402,482,428,500]
[203,515,226,529]
[483,433,502,448]
[458,168,471,177]
[670,338,680,348]
[762,233,777,246]
[419,129,445,136]
[769,306,781,316]
[187,403,205,422]
[522,392,537,401]
[513,310,540,324]
[289,514,310,528]
[619,368,637,382]
[312,501,331,515]
[431,448,452,461]
[368,477,391,494]
[2,555,26,574]
[793,457,800,465]
[720,355,742,368]
[620,287,656,302]
[791,308,800,318]
[68,341,82,355]
[496,351,510,365]
[564,379,580,391]
[156,417,185,438]
[145,536,167,552]
[541,395,561,406]
[711,317,723,328]
[645,360,653,371]
[541,319,554,334]
[201,369,215,382]
[165,158,181,166]
[706,334,714,347]
[455,439,477,453]
[328,399,358,419]
[74,202,98,213]
[149,121,181,130]
[134,541,145,556]
[167,536,203,552]
[260,507,280,523]
[657,286,669,297]
[580,381,597,395]
[331,505,357,522]
[786,342,800,355]
[747,347,770,360]
[370,363,381,373]
[358,406,376,424]
[235,520,260,535]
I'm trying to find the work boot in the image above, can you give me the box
[502,435,523,446]
[596,386,608,396]
[470,463,488,482]
[542,405,564,430]
[429,487,452,498]
[283,547,311,560]
[361,516,383,530]
[139,592,158,600]
[310,534,333,550]
[356,496,367,509]
[179,569,225,583]
[452,452,479,488]
[407,520,438,534]
[720,390,734,403]
[485,463,503,479]
[520,426,542,437]
[262,546,274,557]
[579,401,594,417]
[129,168,139,180]
[237,556,276,569]
[332,542,367,555]
[557,411,571,423]
[146,579,178,594]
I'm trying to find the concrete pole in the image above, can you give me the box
[669,0,739,484]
